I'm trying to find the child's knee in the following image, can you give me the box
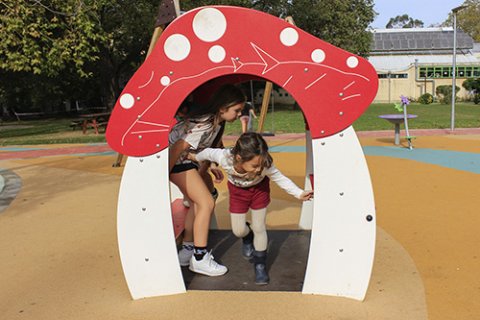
[197,197,215,214]
[250,223,266,234]
[232,226,246,238]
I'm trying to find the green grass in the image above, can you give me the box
[0,118,106,145]
[352,102,480,131]
[225,102,480,135]
[1,102,479,145]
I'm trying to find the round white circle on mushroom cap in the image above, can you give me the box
[120,93,135,109]
[311,49,326,63]
[193,8,227,42]
[164,34,191,61]
[208,45,226,63]
[347,56,359,68]
[280,27,299,46]
[160,76,171,86]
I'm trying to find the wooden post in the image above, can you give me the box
[112,0,179,167]
[256,81,273,133]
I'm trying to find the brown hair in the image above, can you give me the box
[186,84,246,127]
[231,132,273,169]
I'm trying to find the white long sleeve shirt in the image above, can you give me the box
[195,148,304,199]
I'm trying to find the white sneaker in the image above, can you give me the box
[189,251,228,276]
[178,247,193,267]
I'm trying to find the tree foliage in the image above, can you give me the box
[181,0,375,56]
[443,0,480,42]
[0,0,159,111]
[0,0,106,77]
[0,0,376,113]
[386,14,424,29]
[288,0,375,56]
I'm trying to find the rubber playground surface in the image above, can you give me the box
[0,129,479,320]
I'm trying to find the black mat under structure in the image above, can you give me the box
[181,230,311,292]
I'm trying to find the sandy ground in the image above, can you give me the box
[0,132,479,319]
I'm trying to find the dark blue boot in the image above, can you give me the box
[253,250,269,285]
[242,223,254,259]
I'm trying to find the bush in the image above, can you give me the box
[436,85,460,104]
[474,94,480,104]
[418,93,434,104]
[462,78,480,92]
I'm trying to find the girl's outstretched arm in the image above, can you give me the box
[194,148,228,165]
[267,165,310,200]
[298,190,314,201]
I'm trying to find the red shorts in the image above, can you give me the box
[228,177,270,214]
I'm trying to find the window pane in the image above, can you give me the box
[466,67,473,77]
[419,67,426,78]
[427,67,434,78]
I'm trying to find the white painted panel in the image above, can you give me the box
[299,130,314,230]
[117,150,185,299]
[302,126,376,301]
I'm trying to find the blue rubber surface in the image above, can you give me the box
[268,145,480,174]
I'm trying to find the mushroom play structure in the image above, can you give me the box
[106,6,378,301]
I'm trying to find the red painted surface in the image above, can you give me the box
[106,6,378,157]
[0,145,113,160]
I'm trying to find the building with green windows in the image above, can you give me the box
[368,27,480,102]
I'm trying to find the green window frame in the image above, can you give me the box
[418,66,479,79]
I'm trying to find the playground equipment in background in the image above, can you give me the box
[379,96,417,149]
[106,5,378,301]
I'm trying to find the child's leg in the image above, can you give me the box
[177,167,218,266]
[240,117,248,133]
[230,213,249,238]
[177,206,195,267]
[231,213,254,259]
[170,169,213,247]
[171,169,227,276]
[251,208,268,251]
[251,207,269,285]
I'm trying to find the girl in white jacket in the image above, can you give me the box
[190,132,313,285]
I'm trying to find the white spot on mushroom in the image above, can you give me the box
[280,27,298,46]
[208,45,226,63]
[120,93,135,109]
[160,76,170,86]
[347,56,359,68]
[193,8,227,42]
[311,49,325,63]
[164,34,191,61]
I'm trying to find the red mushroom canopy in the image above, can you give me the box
[106,6,378,157]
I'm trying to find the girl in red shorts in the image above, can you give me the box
[190,132,313,284]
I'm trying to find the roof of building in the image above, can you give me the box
[368,54,480,72]
[370,27,473,54]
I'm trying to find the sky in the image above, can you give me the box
[371,0,466,29]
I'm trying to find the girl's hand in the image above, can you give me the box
[299,190,314,201]
[187,152,197,162]
[209,163,224,183]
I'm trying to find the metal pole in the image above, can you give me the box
[450,5,467,131]
[451,11,457,131]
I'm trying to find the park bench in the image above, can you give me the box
[97,121,109,132]
[69,119,108,132]
[69,119,84,130]
[13,111,45,121]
